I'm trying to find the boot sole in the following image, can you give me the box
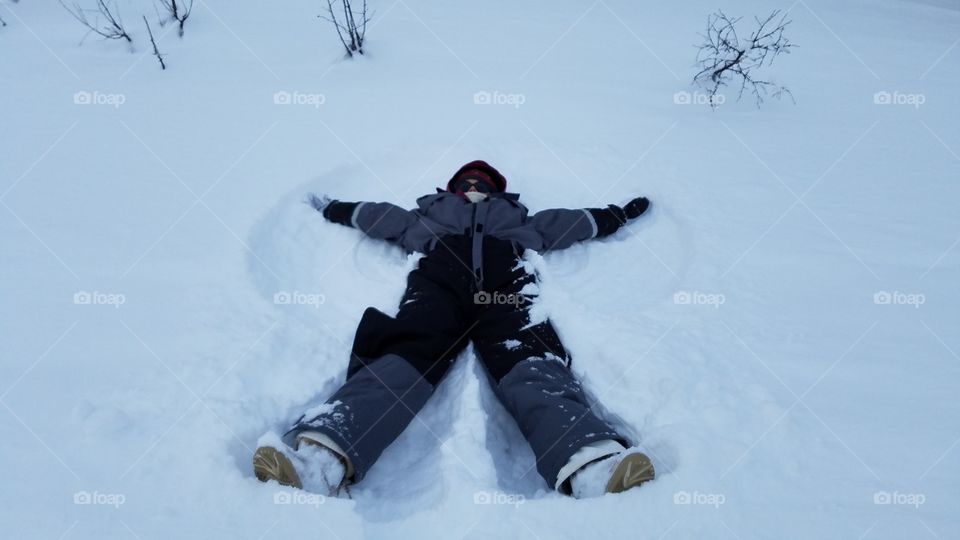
[606,452,655,494]
[253,446,303,489]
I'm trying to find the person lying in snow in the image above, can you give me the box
[253,160,654,499]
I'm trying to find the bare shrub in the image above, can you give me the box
[694,10,795,108]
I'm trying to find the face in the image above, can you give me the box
[463,191,488,203]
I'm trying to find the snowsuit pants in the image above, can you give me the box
[288,235,626,489]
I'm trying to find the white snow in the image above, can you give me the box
[1,0,958,538]
[501,340,522,350]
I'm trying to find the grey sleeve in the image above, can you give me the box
[529,208,598,251]
[351,201,418,244]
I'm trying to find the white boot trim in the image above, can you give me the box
[554,439,626,491]
[296,431,356,479]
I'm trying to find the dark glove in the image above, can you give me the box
[623,196,650,219]
[588,204,628,238]
[587,197,650,238]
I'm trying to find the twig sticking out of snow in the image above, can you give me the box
[59,0,132,44]
[319,0,372,57]
[143,15,166,70]
[157,0,192,37]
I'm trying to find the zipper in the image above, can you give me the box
[470,201,485,292]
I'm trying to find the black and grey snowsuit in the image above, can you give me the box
[287,186,636,490]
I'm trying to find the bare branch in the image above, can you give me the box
[143,15,166,70]
[319,0,370,57]
[59,0,132,44]
[693,9,795,108]
[157,0,192,36]
[322,0,352,56]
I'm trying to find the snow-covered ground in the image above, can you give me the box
[2,0,958,538]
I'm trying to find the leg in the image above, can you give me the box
[471,261,627,491]
[287,261,472,482]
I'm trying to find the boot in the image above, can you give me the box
[570,450,655,498]
[253,435,348,496]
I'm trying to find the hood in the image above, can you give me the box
[445,160,508,193]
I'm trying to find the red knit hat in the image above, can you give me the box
[446,160,508,193]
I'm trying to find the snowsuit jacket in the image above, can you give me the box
[327,189,623,290]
